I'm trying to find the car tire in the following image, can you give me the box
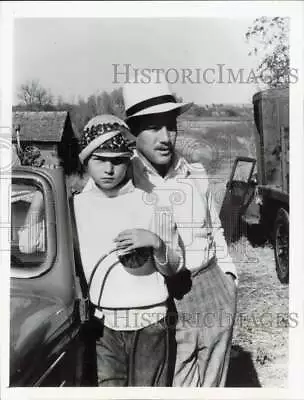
[274,208,289,284]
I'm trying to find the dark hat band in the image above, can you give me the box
[126,95,176,118]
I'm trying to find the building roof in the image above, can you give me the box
[12,111,71,142]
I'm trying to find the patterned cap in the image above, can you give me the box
[79,114,135,163]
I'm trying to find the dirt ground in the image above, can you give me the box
[176,120,289,387]
[209,162,289,388]
[226,237,289,387]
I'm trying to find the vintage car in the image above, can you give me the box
[10,165,93,387]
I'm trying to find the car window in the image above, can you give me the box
[233,160,255,183]
[11,182,47,269]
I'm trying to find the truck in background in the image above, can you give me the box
[220,87,289,283]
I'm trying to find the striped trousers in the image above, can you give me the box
[171,259,237,387]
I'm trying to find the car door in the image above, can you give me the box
[219,157,256,244]
[10,167,85,387]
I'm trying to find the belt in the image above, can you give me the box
[94,308,105,320]
[94,301,169,320]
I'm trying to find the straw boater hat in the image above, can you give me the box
[123,72,193,122]
[79,114,135,163]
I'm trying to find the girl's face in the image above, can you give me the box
[87,155,130,191]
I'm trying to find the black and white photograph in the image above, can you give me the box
[0,1,303,399]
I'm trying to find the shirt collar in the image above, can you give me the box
[83,176,135,198]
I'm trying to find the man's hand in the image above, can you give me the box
[114,229,162,256]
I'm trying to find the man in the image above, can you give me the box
[123,74,237,387]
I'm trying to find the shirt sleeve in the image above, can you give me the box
[206,184,238,283]
[148,206,184,276]
[153,221,185,276]
[189,162,238,283]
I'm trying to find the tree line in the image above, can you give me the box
[14,81,128,136]
[14,80,255,136]
[13,16,290,135]
[13,82,189,135]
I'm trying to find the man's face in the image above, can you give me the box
[87,155,129,191]
[132,112,178,167]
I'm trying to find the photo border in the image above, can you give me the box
[1,1,303,399]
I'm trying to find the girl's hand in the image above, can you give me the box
[114,229,162,256]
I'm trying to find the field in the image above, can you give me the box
[177,117,289,387]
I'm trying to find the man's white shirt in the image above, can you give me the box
[131,151,238,281]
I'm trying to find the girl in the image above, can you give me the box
[74,114,183,387]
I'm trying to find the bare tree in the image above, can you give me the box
[246,17,290,88]
[110,87,125,118]
[17,80,54,110]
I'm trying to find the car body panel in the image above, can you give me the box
[10,284,73,386]
[10,166,86,386]
[253,87,289,192]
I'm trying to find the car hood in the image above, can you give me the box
[10,285,69,385]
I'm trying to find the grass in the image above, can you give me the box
[176,119,256,175]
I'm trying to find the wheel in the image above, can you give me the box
[274,208,289,284]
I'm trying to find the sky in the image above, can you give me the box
[13,18,261,105]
